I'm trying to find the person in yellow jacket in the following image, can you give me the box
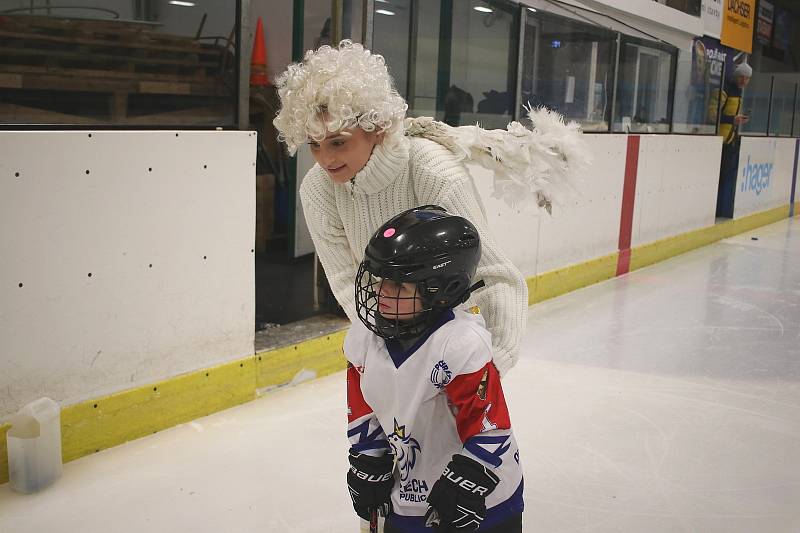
[709,62,752,217]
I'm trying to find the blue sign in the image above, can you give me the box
[740,155,773,196]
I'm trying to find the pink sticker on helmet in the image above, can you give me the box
[383,228,396,238]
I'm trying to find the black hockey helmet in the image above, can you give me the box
[355,205,485,340]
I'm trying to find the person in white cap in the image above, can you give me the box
[733,62,753,83]
[708,60,752,217]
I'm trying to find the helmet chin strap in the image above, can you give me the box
[468,279,485,293]
[428,278,486,309]
[462,279,485,303]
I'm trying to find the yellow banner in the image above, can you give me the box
[721,0,755,53]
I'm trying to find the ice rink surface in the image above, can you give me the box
[2,218,799,532]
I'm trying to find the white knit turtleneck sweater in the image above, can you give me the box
[299,136,528,375]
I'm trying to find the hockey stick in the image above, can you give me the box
[359,510,383,533]
[370,509,379,533]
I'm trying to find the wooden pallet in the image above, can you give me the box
[0,14,222,52]
[0,14,235,124]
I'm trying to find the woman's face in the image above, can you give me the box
[308,127,382,184]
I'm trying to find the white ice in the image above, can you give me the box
[1,218,799,532]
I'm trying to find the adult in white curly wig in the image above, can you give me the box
[274,40,587,378]
[273,41,528,377]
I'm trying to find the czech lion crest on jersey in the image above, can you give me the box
[388,418,421,482]
[430,360,452,389]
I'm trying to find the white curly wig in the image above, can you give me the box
[273,40,408,155]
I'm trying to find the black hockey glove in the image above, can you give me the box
[425,454,500,532]
[347,450,394,521]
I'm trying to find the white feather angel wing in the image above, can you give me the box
[404,106,591,213]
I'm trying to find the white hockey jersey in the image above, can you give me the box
[345,309,524,532]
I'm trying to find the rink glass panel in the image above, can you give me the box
[612,37,676,134]
[740,74,772,137]
[366,1,800,139]
[769,76,797,137]
[0,0,240,127]
[371,0,520,130]
[671,42,720,135]
[343,0,365,44]
[403,0,441,118]
[371,0,412,100]
[518,9,616,133]
[302,0,334,50]
[443,0,519,130]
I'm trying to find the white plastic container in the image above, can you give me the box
[6,397,63,493]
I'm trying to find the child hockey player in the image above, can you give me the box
[345,205,523,533]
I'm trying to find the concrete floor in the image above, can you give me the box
[1,217,799,533]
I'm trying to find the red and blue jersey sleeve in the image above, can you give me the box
[346,363,389,455]
[445,362,514,468]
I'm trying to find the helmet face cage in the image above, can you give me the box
[355,262,436,340]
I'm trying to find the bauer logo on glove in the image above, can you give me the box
[441,463,495,496]
[349,466,394,484]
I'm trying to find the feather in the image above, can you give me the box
[404,105,591,213]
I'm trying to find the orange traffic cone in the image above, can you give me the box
[250,17,269,87]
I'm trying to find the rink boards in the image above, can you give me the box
[473,134,796,301]
[1,131,799,484]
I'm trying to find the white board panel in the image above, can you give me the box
[734,137,796,218]
[0,131,256,416]
[470,134,627,277]
[632,135,721,247]
[536,134,628,274]
[467,164,543,278]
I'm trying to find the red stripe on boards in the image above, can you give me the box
[616,135,640,276]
